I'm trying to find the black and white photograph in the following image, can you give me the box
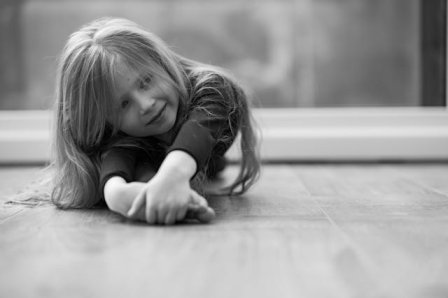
[0,0,447,297]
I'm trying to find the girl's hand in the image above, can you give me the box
[104,176,214,224]
[128,173,190,224]
[127,175,215,224]
[185,190,216,223]
[127,150,215,225]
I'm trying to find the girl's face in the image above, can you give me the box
[113,62,179,139]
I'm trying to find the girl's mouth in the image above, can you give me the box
[146,104,166,126]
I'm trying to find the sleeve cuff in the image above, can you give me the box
[167,120,215,172]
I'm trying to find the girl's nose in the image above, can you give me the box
[134,94,156,116]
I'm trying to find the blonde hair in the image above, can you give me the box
[52,17,260,208]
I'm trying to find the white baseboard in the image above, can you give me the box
[1,108,448,164]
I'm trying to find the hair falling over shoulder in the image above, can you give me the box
[217,84,261,197]
[180,59,261,196]
[224,91,261,196]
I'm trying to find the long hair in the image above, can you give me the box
[52,17,260,208]
[179,58,261,195]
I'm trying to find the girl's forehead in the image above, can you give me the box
[113,63,140,95]
[113,57,157,84]
[115,62,138,83]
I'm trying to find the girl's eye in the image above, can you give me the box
[139,75,153,90]
[121,100,130,109]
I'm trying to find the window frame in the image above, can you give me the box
[0,1,447,164]
[421,0,446,106]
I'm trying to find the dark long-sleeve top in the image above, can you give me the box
[99,72,242,198]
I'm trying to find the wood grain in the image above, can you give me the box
[1,164,447,298]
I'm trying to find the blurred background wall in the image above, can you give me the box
[0,0,422,110]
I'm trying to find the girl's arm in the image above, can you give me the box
[127,150,215,224]
[165,73,242,179]
[104,176,147,219]
[102,149,191,219]
[157,150,198,181]
[104,152,215,224]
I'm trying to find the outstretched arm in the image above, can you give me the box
[104,151,215,224]
[104,177,147,219]
[126,150,214,224]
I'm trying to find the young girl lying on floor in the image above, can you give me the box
[45,17,260,224]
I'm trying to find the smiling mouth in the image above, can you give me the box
[145,105,166,126]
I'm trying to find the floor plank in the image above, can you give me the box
[291,164,448,298]
[1,164,448,298]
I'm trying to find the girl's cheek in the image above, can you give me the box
[115,113,127,131]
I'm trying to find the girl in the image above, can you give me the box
[49,17,260,225]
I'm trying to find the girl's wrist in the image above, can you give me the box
[157,150,197,180]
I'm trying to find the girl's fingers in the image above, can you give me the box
[146,207,157,224]
[131,189,214,224]
[186,205,216,223]
[197,206,216,223]
[188,191,215,223]
[190,190,208,207]
[127,190,146,218]
[176,205,188,221]
[164,210,177,225]
[155,206,168,224]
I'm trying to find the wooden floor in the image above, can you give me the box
[1,164,448,298]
